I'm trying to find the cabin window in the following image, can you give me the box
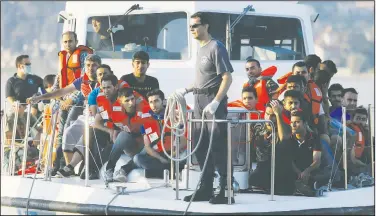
[203,12,306,61]
[86,12,188,60]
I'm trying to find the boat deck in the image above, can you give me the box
[1,174,375,215]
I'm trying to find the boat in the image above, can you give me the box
[1,1,375,215]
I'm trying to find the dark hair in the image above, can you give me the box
[304,54,322,70]
[61,31,77,41]
[342,88,358,97]
[291,110,307,123]
[191,12,211,32]
[98,64,113,74]
[241,86,258,98]
[292,61,306,72]
[322,60,337,74]
[328,83,344,97]
[286,75,307,87]
[43,74,56,88]
[313,70,331,86]
[146,89,165,101]
[132,51,149,62]
[284,90,303,101]
[354,106,368,117]
[118,87,134,98]
[101,74,118,87]
[15,55,29,68]
[245,57,261,67]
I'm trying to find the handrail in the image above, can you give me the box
[187,117,276,201]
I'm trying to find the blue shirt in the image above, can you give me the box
[88,87,101,106]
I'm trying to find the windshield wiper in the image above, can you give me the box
[107,4,143,52]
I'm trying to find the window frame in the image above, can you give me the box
[83,10,191,61]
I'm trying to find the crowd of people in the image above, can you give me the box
[3,12,374,204]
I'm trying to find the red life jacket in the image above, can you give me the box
[242,66,278,113]
[347,123,365,159]
[227,100,264,119]
[143,117,172,153]
[81,73,100,98]
[58,45,93,88]
[96,80,150,127]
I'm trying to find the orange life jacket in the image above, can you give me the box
[96,80,150,125]
[58,45,93,88]
[227,100,264,119]
[242,66,278,112]
[347,123,365,158]
[303,81,322,126]
[81,73,100,98]
[143,116,172,153]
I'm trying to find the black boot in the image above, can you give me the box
[184,174,214,202]
[209,176,235,204]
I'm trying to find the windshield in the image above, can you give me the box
[205,12,306,60]
[86,12,188,60]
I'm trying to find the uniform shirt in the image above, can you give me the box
[6,73,44,103]
[290,132,321,171]
[120,73,159,99]
[194,39,233,89]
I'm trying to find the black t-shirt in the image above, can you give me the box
[120,73,159,99]
[6,73,44,103]
[290,132,321,171]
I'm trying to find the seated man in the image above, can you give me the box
[133,89,187,177]
[281,90,304,125]
[248,100,295,195]
[102,87,150,183]
[228,86,265,118]
[347,107,372,178]
[57,70,116,178]
[328,83,344,114]
[289,110,330,196]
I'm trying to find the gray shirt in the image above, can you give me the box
[194,39,233,89]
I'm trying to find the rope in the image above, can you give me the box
[158,92,218,215]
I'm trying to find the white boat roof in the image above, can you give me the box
[2,175,374,214]
[65,1,314,18]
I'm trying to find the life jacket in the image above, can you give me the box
[242,66,278,112]
[275,71,293,96]
[58,45,93,88]
[142,114,173,153]
[347,123,365,159]
[96,80,150,125]
[281,109,291,125]
[303,81,322,126]
[81,73,100,98]
[227,100,264,119]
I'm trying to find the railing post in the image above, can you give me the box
[9,101,19,176]
[1,101,7,175]
[85,104,90,187]
[44,107,59,181]
[186,111,192,190]
[21,104,32,177]
[270,121,276,201]
[175,136,180,200]
[227,122,232,205]
[368,104,374,178]
[342,106,347,190]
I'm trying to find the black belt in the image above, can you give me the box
[193,86,219,95]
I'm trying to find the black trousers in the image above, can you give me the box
[193,92,233,184]
[249,142,296,195]
[75,128,112,173]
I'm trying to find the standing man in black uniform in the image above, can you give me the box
[175,12,234,204]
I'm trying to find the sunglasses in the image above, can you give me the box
[189,23,203,29]
[24,63,31,66]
